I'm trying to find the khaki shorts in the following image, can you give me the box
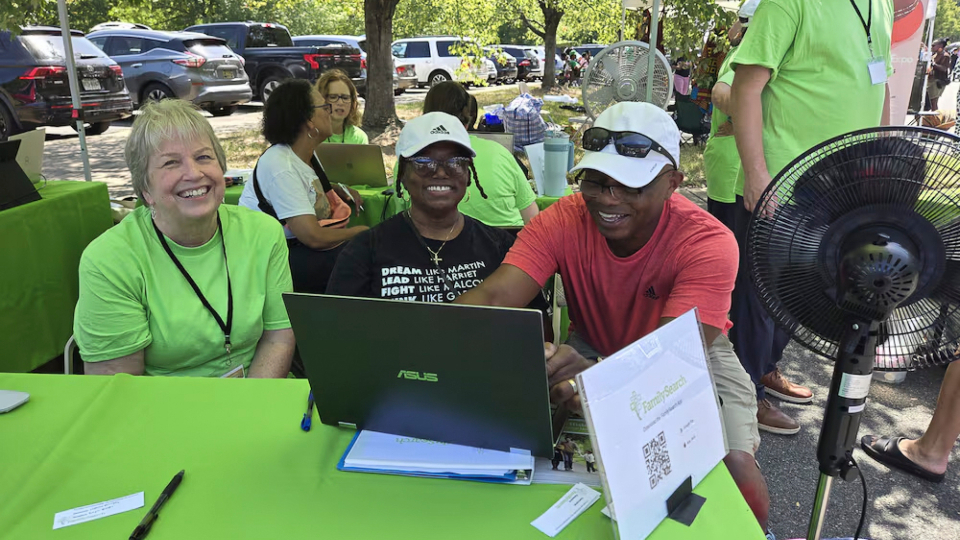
[928,79,946,99]
[565,332,761,456]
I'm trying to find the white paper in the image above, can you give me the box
[577,309,726,540]
[531,483,601,537]
[839,373,872,399]
[868,58,887,85]
[344,430,534,471]
[524,143,546,196]
[53,492,144,530]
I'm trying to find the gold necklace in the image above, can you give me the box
[408,211,460,265]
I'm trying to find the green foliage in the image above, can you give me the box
[936,0,960,43]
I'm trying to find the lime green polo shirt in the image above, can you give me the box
[731,0,893,196]
[323,124,369,145]
[703,49,740,204]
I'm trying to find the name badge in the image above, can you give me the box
[868,57,887,85]
[221,364,245,378]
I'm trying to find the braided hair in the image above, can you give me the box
[396,157,487,200]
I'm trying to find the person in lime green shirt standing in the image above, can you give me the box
[728,0,893,435]
[315,69,369,145]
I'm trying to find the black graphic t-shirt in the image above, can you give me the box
[327,213,517,303]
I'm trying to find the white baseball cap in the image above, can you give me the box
[739,0,762,25]
[570,102,681,189]
[396,112,476,159]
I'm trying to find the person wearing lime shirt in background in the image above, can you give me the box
[394,81,539,228]
[728,0,893,435]
[315,69,369,145]
[702,19,746,232]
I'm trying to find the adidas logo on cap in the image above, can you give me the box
[430,125,450,135]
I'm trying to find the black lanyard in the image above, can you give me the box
[849,0,874,54]
[152,213,234,354]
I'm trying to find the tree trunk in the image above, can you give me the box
[540,11,562,93]
[362,0,401,130]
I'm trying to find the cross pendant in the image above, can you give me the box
[431,253,442,265]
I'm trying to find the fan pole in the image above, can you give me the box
[806,320,878,540]
[646,0,661,103]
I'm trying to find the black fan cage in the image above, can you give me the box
[749,126,960,371]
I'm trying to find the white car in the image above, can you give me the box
[392,36,489,87]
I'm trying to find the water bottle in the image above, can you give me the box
[543,134,571,197]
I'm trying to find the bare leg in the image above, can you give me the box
[724,450,769,532]
[899,361,960,475]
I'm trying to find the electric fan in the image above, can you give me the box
[748,126,960,540]
[582,40,673,119]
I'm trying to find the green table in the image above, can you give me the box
[0,181,112,373]
[0,374,764,539]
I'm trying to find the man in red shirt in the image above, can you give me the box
[457,102,770,531]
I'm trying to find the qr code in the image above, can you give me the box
[643,431,672,489]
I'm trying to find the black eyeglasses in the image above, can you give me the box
[311,103,333,114]
[325,94,352,103]
[581,128,678,169]
[576,168,673,202]
[405,156,471,177]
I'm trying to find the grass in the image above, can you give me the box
[217,83,706,189]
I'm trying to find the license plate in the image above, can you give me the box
[222,69,235,79]
[81,78,101,91]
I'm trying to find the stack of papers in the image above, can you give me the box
[338,430,534,485]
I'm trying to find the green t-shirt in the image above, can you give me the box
[703,49,740,204]
[392,135,537,227]
[730,0,893,196]
[74,205,293,377]
[322,124,369,145]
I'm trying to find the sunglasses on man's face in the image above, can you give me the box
[581,128,678,169]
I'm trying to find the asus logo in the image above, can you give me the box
[397,370,438,382]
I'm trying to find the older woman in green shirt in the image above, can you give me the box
[315,69,369,145]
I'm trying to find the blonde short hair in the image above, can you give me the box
[315,69,362,127]
[125,99,227,201]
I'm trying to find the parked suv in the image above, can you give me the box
[493,45,540,81]
[391,36,493,87]
[484,47,518,84]
[0,26,132,139]
[87,29,251,116]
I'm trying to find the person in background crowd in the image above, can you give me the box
[729,0,892,435]
[561,437,579,471]
[584,450,597,472]
[238,79,367,294]
[456,102,770,533]
[927,38,951,111]
[552,444,564,470]
[326,112,520,303]
[421,81,539,227]
[315,69,369,145]
[673,56,692,96]
[75,99,295,378]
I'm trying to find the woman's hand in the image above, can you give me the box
[334,184,364,212]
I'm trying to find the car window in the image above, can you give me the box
[437,40,461,58]
[20,35,108,60]
[87,36,107,50]
[107,36,145,56]
[357,39,366,52]
[247,26,292,48]
[199,27,239,50]
[143,39,167,52]
[404,41,430,58]
[186,40,236,59]
[392,42,406,58]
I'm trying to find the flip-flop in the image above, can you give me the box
[860,435,946,483]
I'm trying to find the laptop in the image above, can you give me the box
[0,140,41,211]
[283,293,556,457]
[9,128,45,185]
[472,132,515,153]
[314,144,389,187]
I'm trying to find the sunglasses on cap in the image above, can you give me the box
[581,128,678,169]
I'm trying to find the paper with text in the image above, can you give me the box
[52,492,144,530]
[531,483,601,537]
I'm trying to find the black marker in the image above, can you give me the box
[129,470,184,540]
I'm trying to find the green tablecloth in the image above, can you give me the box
[0,181,112,373]
[0,374,764,540]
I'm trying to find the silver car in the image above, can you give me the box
[87,29,252,116]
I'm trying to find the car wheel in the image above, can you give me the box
[207,105,238,117]
[429,71,450,87]
[0,104,16,141]
[260,75,283,103]
[142,83,174,104]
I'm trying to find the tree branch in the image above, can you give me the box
[520,12,546,39]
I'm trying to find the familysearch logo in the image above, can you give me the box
[629,376,688,422]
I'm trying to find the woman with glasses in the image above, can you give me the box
[327,112,522,303]
[315,69,369,145]
[239,79,368,294]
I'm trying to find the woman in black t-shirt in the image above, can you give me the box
[327,112,519,303]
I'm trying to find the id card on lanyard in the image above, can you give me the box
[850,0,887,85]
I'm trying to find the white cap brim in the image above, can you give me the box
[570,147,672,189]
[399,137,476,159]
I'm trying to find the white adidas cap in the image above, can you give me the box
[396,112,476,158]
[570,102,681,189]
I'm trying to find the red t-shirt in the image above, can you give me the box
[504,193,737,356]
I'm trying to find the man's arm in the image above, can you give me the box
[248,328,296,378]
[731,64,772,212]
[454,264,543,308]
[881,83,891,126]
[712,81,733,116]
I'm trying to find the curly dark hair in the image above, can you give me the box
[422,81,471,126]
[261,79,315,145]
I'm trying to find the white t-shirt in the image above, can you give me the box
[239,145,319,240]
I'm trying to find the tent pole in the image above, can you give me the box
[920,9,937,112]
[646,0,660,103]
[56,0,92,182]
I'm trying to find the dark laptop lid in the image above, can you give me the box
[0,139,41,211]
[284,293,555,457]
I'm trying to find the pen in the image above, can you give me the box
[301,391,315,431]
[129,470,184,540]
[338,183,364,212]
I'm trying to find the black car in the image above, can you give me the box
[0,27,133,139]
[484,47,518,84]
[496,45,540,81]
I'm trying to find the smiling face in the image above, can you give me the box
[402,141,470,216]
[324,80,354,123]
[581,168,682,256]
[142,134,225,228]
